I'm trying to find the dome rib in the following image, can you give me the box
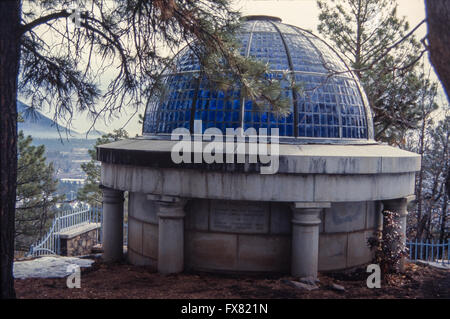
[269,20,300,137]
[238,20,258,130]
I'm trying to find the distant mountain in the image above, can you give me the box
[17,101,105,139]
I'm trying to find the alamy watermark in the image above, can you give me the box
[170,120,280,174]
[66,264,81,288]
[67,3,81,29]
[366,264,381,288]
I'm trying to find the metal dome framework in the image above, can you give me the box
[143,16,375,143]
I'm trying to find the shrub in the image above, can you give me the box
[367,210,408,275]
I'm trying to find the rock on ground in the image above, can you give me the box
[14,256,94,279]
[330,283,345,292]
[282,279,318,291]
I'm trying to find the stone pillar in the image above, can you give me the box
[382,196,415,272]
[290,202,330,279]
[148,194,187,274]
[376,201,384,233]
[102,186,124,262]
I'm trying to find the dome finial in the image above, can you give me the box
[243,15,282,23]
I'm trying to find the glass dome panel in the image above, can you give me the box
[143,17,374,142]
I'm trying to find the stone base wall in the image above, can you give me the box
[127,192,159,268]
[319,202,378,271]
[60,228,99,257]
[127,192,379,273]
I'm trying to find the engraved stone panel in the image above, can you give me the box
[324,202,366,233]
[210,201,269,234]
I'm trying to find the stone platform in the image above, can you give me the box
[97,138,420,277]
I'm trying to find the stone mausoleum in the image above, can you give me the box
[97,16,420,278]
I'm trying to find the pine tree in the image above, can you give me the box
[405,70,439,239]
[15,131,61,252]
[418,115,449,240]
[403,71,443,240]
[316,0,426,144]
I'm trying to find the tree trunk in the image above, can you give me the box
[440,191,448,242]
[0,0,21,299]
[425,0,450,101]
[416,113,426,240]
[440,133,449,242]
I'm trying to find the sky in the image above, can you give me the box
[31,0,442,137]
[235,0,427,35]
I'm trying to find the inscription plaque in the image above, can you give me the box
[210,201,269,233]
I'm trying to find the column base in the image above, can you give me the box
[290,202,329,279]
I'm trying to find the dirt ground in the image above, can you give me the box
[14,258,450,299]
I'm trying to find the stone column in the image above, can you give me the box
[376,201,384,233]
[148,194,187,274]
[382,196,415,272]
[102,186,124,262]
[290,202,330,279]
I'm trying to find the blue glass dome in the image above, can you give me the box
[143,16,374,142]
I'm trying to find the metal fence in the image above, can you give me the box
[28,205,102,257]
[407,239,450,265]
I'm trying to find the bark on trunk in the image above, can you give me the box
[425,0,450,101]
[416,115,426,240]
[440,134,449,242]
[440,191,448,242]
[0,0,21,299]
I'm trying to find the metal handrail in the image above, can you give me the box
[28,205,102,257]
[407,239,450,265]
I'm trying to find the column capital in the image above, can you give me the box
[383,195,415,206]
[290,202,326,226]
[101,186,124,204]
[291,202,331,210]
[148,194,187,219]
[382,196,414,218]
[147,193,185,204]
